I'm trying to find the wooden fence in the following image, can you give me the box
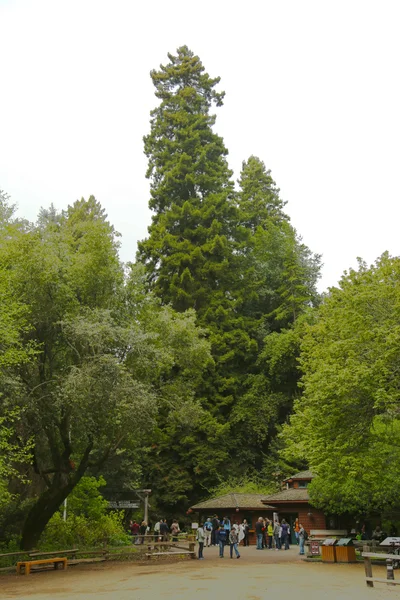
[0,535,197,573]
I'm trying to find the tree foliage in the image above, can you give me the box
[0,194,211,548]
[137,48,321,505]
[282,254,400,515]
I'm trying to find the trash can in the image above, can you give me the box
[321,538,337,563]
[336,538,356,563]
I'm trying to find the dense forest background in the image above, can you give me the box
[1,47,399,551]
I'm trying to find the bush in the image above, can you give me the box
[39,511,131,549]
[38,476,131,549]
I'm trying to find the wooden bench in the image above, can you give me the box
[362,551,400,587]
[17,557,67,575]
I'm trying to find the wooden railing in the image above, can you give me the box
[362,551,400,587]
[0,537,196,572]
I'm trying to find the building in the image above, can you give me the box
[261,470,326,543]
[189,470,336,544]
[189,493,275,544]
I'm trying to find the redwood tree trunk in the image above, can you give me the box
[20,481,74,550]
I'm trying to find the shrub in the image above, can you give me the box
[38,476,131,549]
[39,512,130,549]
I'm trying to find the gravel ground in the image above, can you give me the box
[0,544,396,599]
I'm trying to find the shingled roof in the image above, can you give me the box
[283,470,315,482]
[261,488,310,503]
[191,493,275,511]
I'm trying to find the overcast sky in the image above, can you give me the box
[1,0,399,291]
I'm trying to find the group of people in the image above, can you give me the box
[254,517,307,554]
[196,517,243,559]
[129,519,182,544]
[129,515,308,558]
[196,516,308,559]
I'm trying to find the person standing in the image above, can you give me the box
[196,523,205,559]
[267,520,274,549]
[223,516,231,542]
[242,519,250,546]
[139,520,147,544]
[295,518,300,545]
[211,514,219,546]
[130,520,140,543]
[204,517,213,547]
[159,519,169,550]
[217,524,227,558]
[238,522,245,546]
[170,519,180,542]
[274,520,281,550]
[154,519,161,542]
[281,519,290,550]
[229,528,241,559]
[255,517,264,550]
[262,519,268,549]
[160,519,169,540]
[299,524,306,555]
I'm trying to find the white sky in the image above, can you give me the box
[1,0,399,292]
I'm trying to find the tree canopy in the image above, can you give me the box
[0,47,329,549]
[282,254,400,515]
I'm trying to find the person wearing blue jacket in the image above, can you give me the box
[217,525,227,557]
[223,516,231,543]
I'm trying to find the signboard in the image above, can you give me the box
[310,541,320,555]
[322,538,337,546]
[108,501,139,509]
[273,512,279,523]
[381,537,400,547]
[191,523,199,529]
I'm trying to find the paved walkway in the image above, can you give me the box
[198,542,303,562]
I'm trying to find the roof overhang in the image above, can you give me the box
[262,500,309,505]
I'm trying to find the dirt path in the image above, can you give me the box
[0,545,395,599]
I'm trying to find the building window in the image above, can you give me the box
[298,481,308,488]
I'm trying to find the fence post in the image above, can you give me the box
[387,558,395,585]
[364,556,373,588]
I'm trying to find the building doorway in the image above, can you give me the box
[279,513,299,545]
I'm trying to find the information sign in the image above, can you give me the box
[108,501,139,509]
[310,541,320,555]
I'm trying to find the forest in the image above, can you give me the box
[1,46,399,551]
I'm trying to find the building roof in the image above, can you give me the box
[283,470,315,482]
[191,493,275,511]
[261,488,310,503]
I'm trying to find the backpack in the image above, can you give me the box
[303,529,309,541]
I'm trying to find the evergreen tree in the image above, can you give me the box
[230,157,321,475]
[138,47,252,415]
[138,46,236,315]
[237,156,287,231]
[137,49,322,501]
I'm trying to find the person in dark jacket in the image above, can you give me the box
[281,519,290,550]
[211,515,219,546]
[217,525,227,557]
[160,519,169,541]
